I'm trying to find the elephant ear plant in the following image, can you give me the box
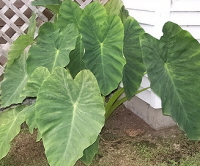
[1,0,200,165]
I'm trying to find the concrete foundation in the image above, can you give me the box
[124,96,176,130]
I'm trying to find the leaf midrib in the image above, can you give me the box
[61,76,85,164]
[52,49,59,71]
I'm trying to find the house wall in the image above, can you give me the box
[123,0,200,109]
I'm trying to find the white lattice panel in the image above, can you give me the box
[0,0,108,76]
[0,0,55,76]
[0,0,52,53]
[75,0,108,8]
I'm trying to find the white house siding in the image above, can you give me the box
[170,1,200,42]
[123,0,200,108]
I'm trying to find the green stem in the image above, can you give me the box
[135,87,150,95]
[105,88,125,112]
[105,96,128,120]
[105,87,150,120]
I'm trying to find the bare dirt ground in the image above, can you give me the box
[1,105,200,166]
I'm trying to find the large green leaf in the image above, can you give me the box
[67,35,85,78]
[56,0,85,77]
[141,21,200,140]
[21,67,50,97]
[83,2,107,25]
[104,0,123,15]
[57,1,108,79]
[7,35,33,66]
[80,15,125,95]
[26,22,78,75]
[35,67,105,166]
[27,13,37,38]
[0,106,26,159]
[80,136,100,165]
[1,53,28,107]
[57,1,107,28]
[7,14,36,66]
[119,6,129,23]
[32,0,62,14]
[122,17,145,99]
[25,104,37,134]
[57,0,82,28]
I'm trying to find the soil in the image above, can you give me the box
[1,105,200,166]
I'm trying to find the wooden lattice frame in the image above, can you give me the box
[0,0,108,76]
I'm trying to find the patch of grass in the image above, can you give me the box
[126,130,200,166]
[157,155,200,166]
[0,158,13,166]
[0,124,49,166]
[132,140,155,162]
[1,125,200,166]
[179,153,200,166]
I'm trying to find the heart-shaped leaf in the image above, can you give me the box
[27,13,37,38]
[32,0,62,14]
[119,6,129,25]
[57,1,108,79]
[0,106,26,159]
[26,22,78,75]
[80,136,100,165]
[141,21,200,140]
[80,15,125,95]
[122,17,145,99]
[7,35,33,66]
[25,104,37,134]
[57,0,82,28]
[22,67,50,97]
[36,67,105,166]
[67,35,85,78]
[7,14,36,66]
[1,53,28,107]
[83,2,107,25]
[104,0,123,15]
